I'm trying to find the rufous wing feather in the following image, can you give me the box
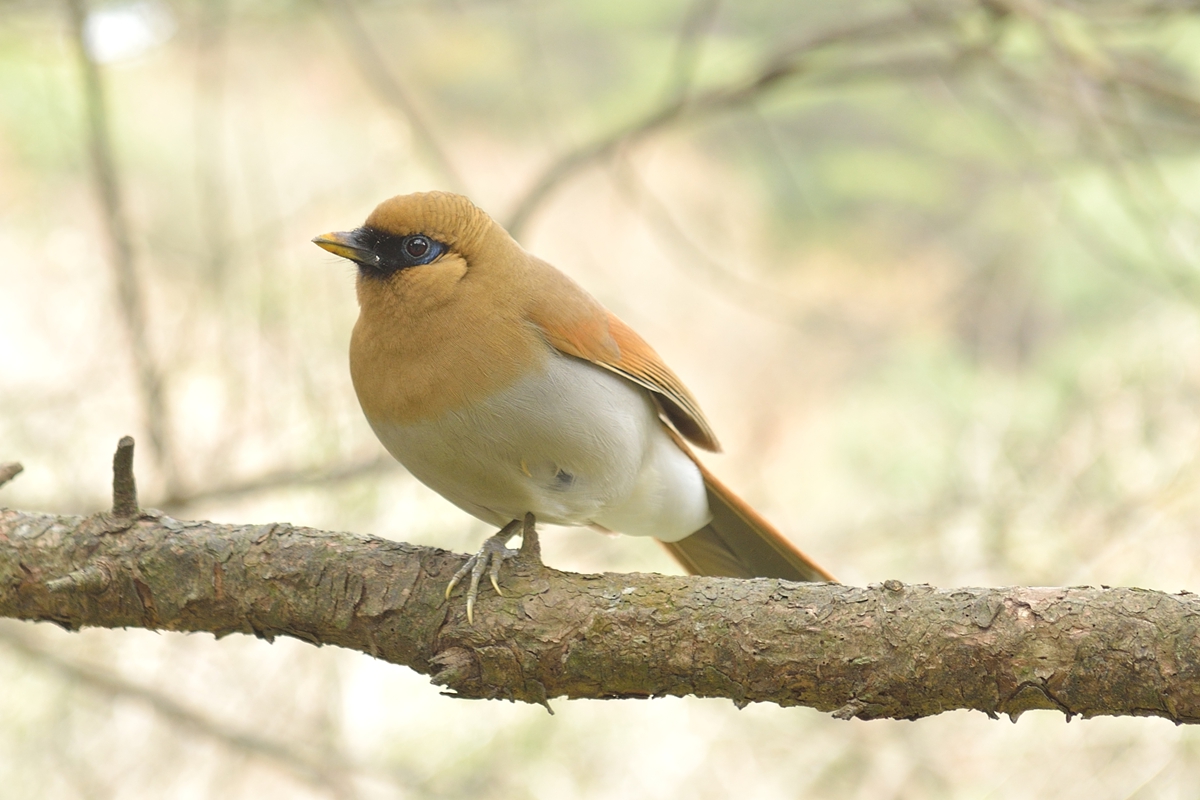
[529,288,720,451]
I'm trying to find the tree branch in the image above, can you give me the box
[2,443,1198,723]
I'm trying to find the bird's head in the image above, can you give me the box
[313,191,504,309]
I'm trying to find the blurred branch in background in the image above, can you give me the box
[63,0,179,494]
[505,8,937,237]
[973,0,1200,302]
[0,623,409,797]
[155,453,399,514]
[323,0,467,193]
[192,0,232,289]
[608,153,868,342]
[659,0,722,105]
[503,0,1200,310]
[0,463,23,489]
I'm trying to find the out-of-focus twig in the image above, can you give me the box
[193,0,232,289]
[607,156,852,340]
[0,463,23,489]
[980,3,1200,302]
[157,454,400,513]
[64,0,179,492]
[660,0,722,104]
[504,9,937,238]
[0,624,400,794]
[323,0,467,193]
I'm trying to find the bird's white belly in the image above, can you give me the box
[364,350,710,542]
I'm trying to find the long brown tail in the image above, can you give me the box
[661,433,836,582]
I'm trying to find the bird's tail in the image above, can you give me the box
[661,434,835,582]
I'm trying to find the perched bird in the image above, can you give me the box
[314,191,833,619]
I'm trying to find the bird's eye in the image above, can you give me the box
[404,236,430,259]
[358,228,443,275]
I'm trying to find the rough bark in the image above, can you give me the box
[3,501,1199,722]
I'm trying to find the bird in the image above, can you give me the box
[313,191,834,620]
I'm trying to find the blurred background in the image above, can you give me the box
[3,0,1200,796]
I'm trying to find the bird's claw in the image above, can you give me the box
[446,515,537,624]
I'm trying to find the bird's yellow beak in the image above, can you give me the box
[312,230,378,267]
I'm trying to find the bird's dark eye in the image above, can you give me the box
[404,235,430,259]
[352,227,445,276]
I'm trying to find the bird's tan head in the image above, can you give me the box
[312,191,504,304]
[314,191,547,425]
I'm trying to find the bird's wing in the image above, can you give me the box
[526,278,721,452]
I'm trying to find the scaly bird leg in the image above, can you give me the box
[446,513,538,623]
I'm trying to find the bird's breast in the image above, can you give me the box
[348,273,541,426]
[362,349,709,539]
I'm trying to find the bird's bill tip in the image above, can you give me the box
[312,231,373,264]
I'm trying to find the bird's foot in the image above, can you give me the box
[446,513,539,623]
